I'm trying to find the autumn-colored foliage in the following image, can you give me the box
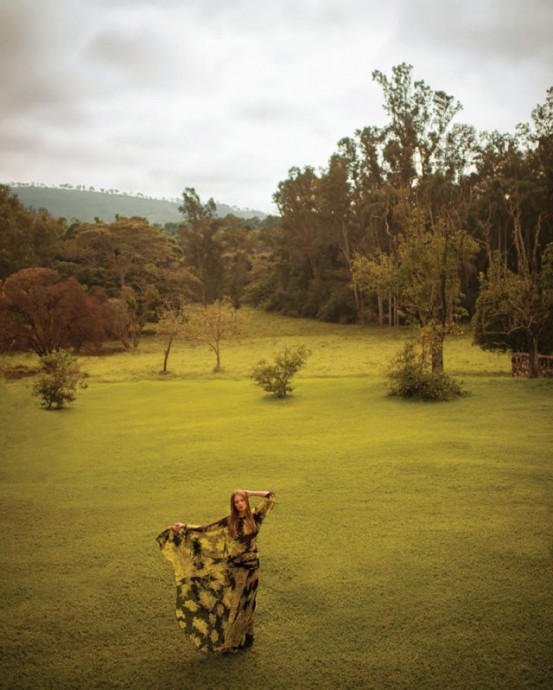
[0,267,109,355]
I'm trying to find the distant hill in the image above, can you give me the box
[7,184,267,224]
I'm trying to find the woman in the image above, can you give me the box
[157,489,275,653]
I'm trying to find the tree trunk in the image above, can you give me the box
[393,295,400,328]
[162,336,174,373]
[422,324,445,373]
[349,276,363,325]
[431,338,444,374]
[527,333,540,378]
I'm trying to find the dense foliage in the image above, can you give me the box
[0,268,109,355]
[386,341,466,401]
[0,185,65,280]
[251,344,311,398]
[31,350,88,409]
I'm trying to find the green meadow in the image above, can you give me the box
[1,311,552,690]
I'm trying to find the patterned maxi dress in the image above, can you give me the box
[156,493,275,653]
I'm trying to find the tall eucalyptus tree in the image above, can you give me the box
[178,187,224,304]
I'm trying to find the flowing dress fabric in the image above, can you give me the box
[157,494,275,653]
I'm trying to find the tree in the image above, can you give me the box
[0,185,65,280]
[317,154,367,321]
[120,283,159,349]
[372,62,469,184]
[474,235,553,377]
[219,215,257,308]
[60,216,193,347]
[178,188,224,304]
[353,198,478,372]
[386,341,466,401]
[62,216,188,292]
[517,86,553,249]
[472,89,553,376]
[396,208,478,372]
[102,297,132,350]
[470,88,553,316]
[0,268,109,355]
[241,216,283,311]
[156,297,189,374]
[351,250,400,327]
[334,134,401,325]
[272,166,342,319]
[183,298,245,372]
[251,344,310,398]
[31,350,87,410]
[345,64,477,330]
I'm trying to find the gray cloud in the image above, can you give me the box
[0,1,97,122]
[0,0,551,212]
[396,0,553,63]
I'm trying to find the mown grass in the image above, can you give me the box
[1,312,552,690]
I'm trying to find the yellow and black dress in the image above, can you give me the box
[156,492,275,653]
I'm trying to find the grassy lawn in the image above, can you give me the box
[1,313,552,690]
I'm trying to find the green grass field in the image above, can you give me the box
[1,312,552,690]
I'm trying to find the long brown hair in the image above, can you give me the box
[228,490,256,537]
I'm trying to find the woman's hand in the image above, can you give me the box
[171,522,185,531]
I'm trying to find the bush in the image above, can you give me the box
[252,344,311,398]
[386,342,466,402]
[31,350,88,410]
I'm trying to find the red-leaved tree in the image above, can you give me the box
[0,268,109,355]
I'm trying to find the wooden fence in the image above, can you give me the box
[511,352,553,377]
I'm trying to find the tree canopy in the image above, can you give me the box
[0,268,109,355]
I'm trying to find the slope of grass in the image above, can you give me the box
[1,316,552,690]
[9,185,265,224]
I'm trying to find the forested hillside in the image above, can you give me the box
[8,184,266,224]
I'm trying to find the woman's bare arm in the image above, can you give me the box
[171,517,228,532]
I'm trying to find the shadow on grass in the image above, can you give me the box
[452,369,511,378]
[256,395,296,404]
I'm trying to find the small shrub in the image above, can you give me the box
[32,350,88,410]
[252,344,311,398]
[386,342,466,402]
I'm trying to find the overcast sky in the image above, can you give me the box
[1,0,551,214]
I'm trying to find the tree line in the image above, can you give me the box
[1,63,552,377]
